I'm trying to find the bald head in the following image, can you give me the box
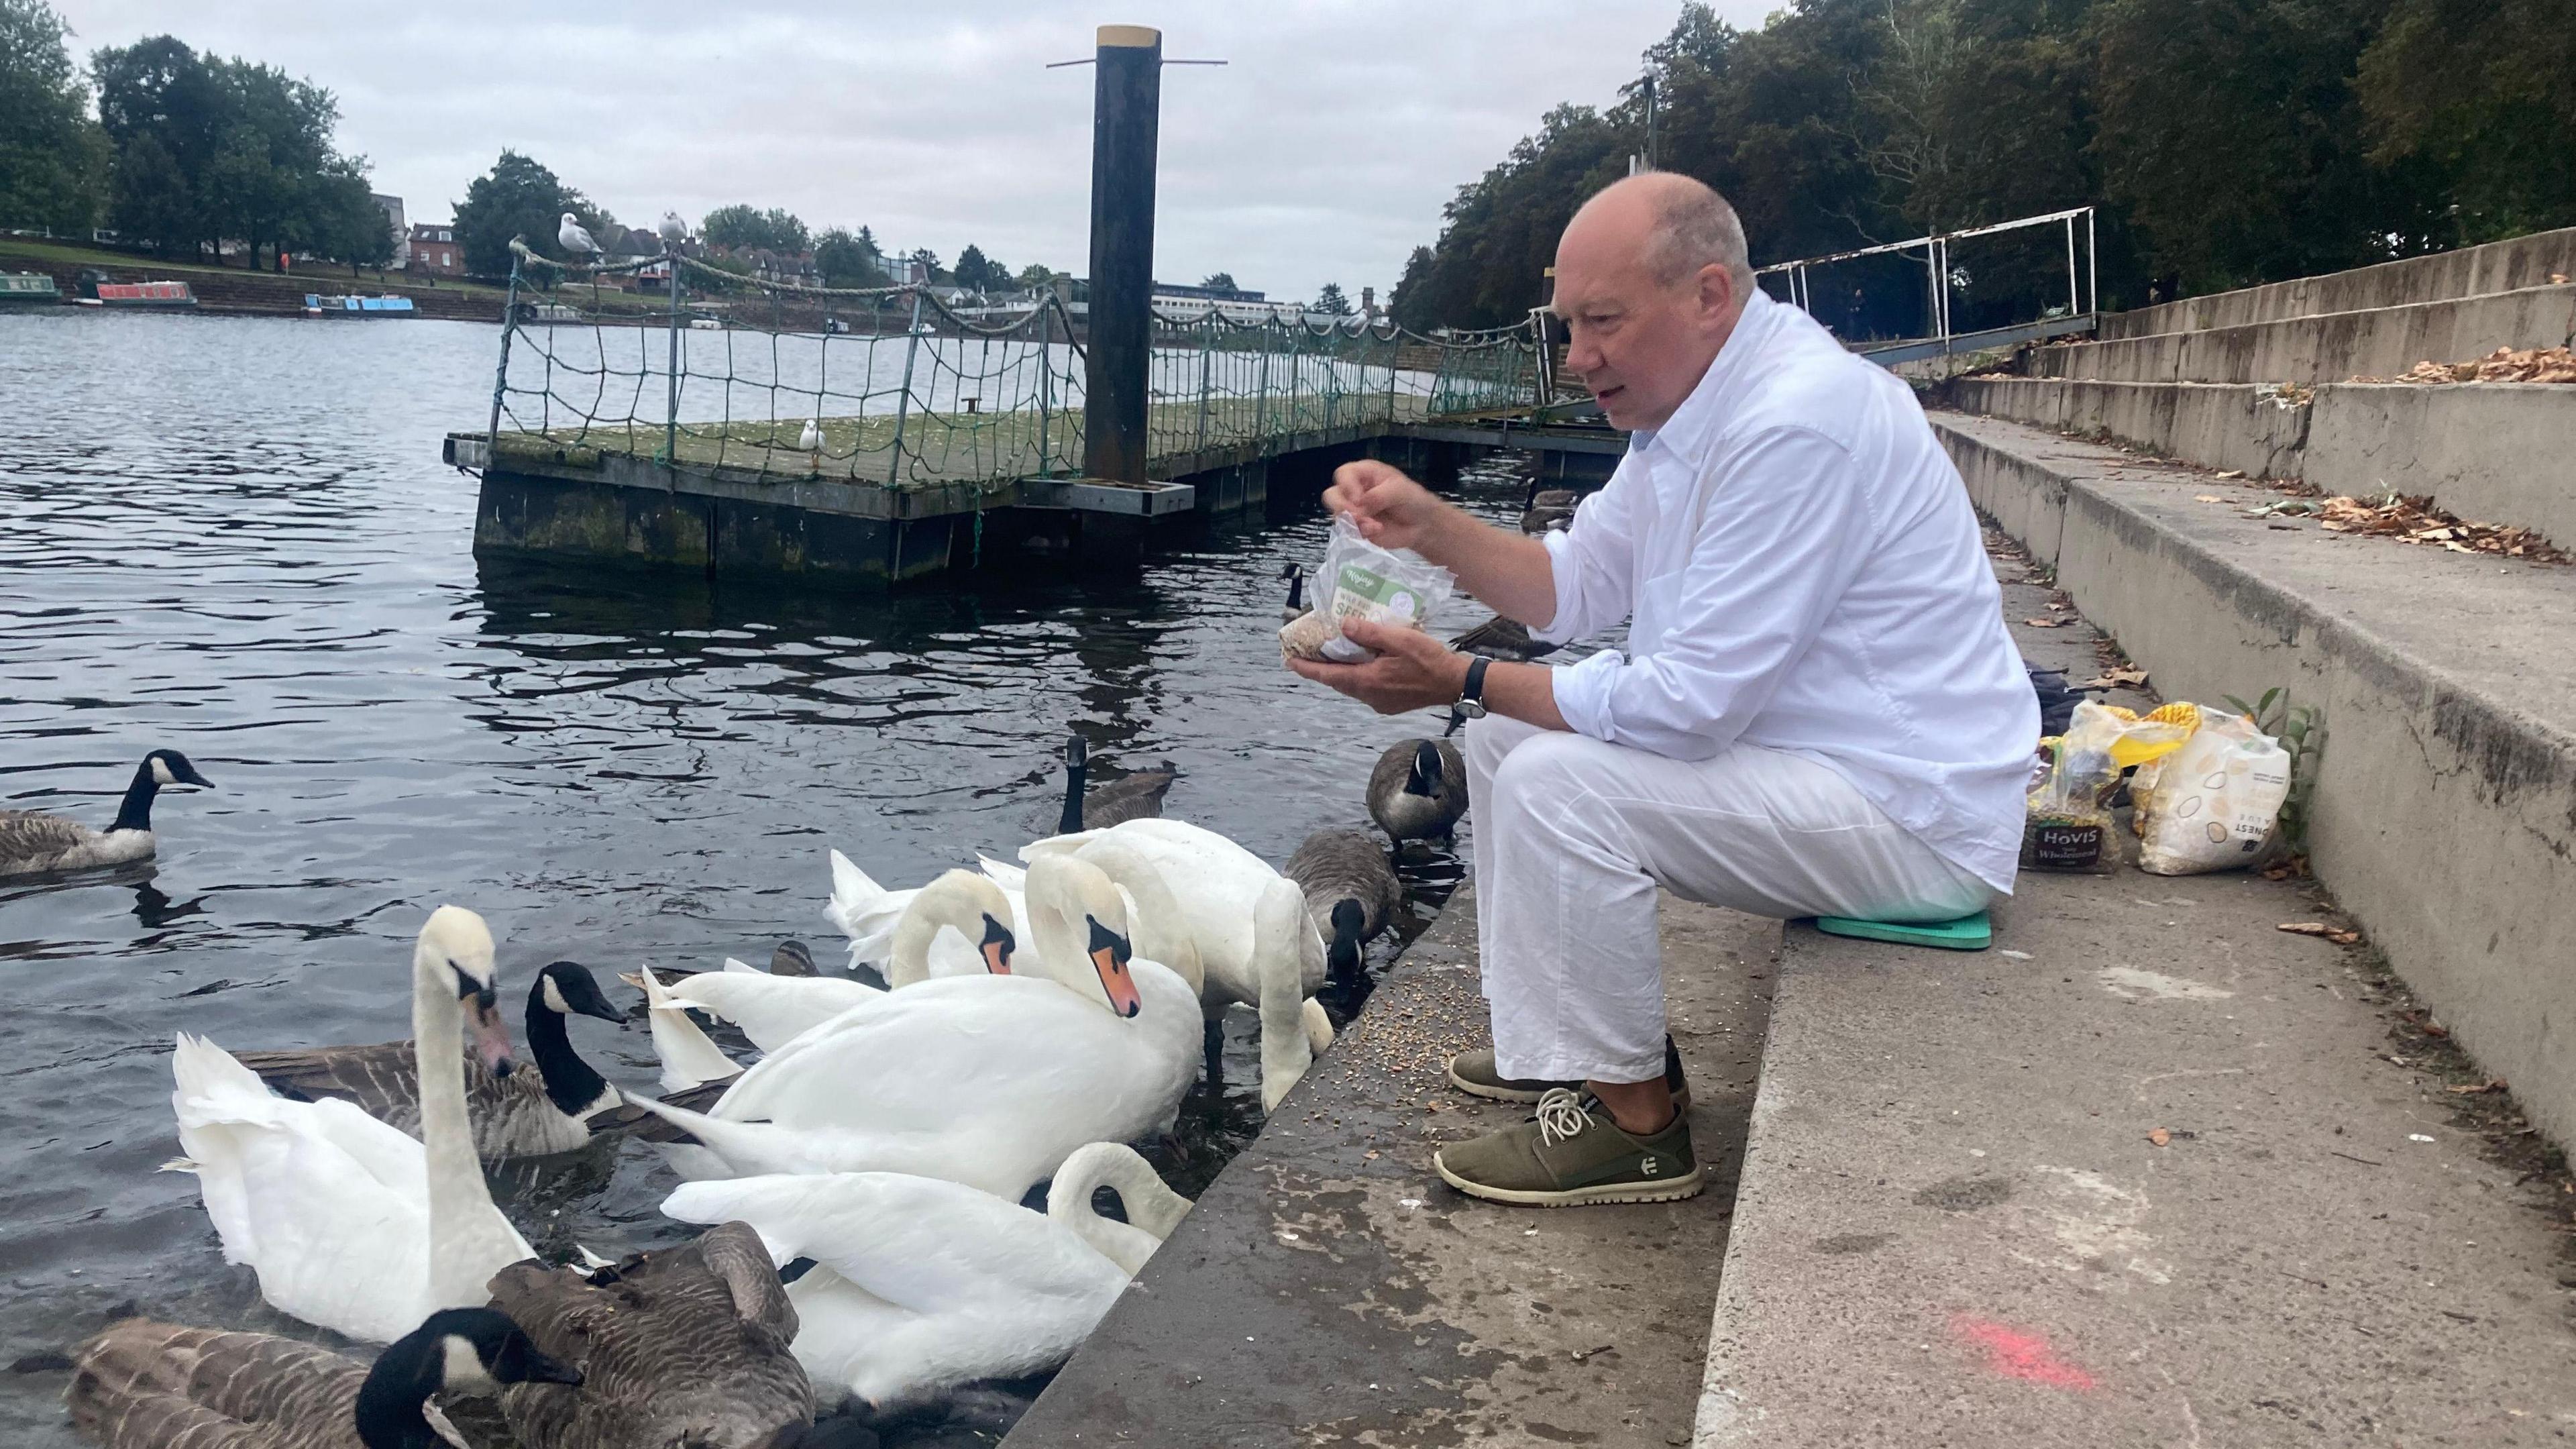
[1551,173,1758,431]
[1564,172,1756,296]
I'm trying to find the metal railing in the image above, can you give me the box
[485,243,1546,490]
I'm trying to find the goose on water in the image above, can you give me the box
[1520,487,1577,534]
[1450,612,1560,662]
[661,1142,1192,1411]
[1,749,214,877]
[1277,561,1307,623]
[231,959,629,1162]
[1056,733,1176,833]
[1283,828,1400,980]
[1367,739,1467,851]
[484,1222,821,1449]
[629,854,1200,1199]
[168,906,535,1344]
[59,1306,579,1449]
[1022,818,1335,1110]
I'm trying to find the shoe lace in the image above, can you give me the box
[1533,1087,1595,1146]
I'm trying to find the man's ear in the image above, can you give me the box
[1697,261,1736,322]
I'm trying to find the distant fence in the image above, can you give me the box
[486,244,1544,490]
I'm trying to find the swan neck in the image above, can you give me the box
[415,945,498,1306]
[109,759,159,834]
[888,873,992,987]
[1049,1146,1187,1276]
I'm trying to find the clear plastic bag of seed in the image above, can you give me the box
[1279,513,1457,663]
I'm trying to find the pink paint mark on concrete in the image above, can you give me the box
[1951,1315,2098,1391]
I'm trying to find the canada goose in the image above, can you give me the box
[1451,613,1559,662]
[1278,561,1308,622]
[1,749,214,877]
[659,1142,1193,1411]
[627,855,1200,1200]
[60,1307,580,1449]
[1519,488,1577,534]
[1283,828,1400,980]
[231,961,629,1162]
[166,906,535,1344]
[1368,739,1467,850]
[1057,733,1177,834]
[486,1220,817,1449]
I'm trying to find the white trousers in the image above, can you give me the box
[1465,714,1994,1083]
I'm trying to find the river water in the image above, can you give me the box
[0,310,1532,1444]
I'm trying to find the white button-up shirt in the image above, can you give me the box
[1537,289,2034,891]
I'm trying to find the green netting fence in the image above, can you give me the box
[485,242,1547,493]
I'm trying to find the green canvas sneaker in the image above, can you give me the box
[1447,1035,1691,1110]
[1434,1089,1703,1207]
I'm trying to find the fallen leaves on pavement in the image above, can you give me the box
[2023,616,2070,628]
[2080,666,2150,690]
[2367,345,2576,385]
[2278,921,2363,945]
[2306,492,2572,564]
[2447,1080,2508,1096]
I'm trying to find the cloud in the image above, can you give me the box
[56,1,1773,300]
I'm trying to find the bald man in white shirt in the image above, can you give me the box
[1288,173,2034,1208]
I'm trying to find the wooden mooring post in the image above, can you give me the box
[1083,23,1161,488]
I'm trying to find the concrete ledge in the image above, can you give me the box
[1933,410,2576,1148]
[1004,886,1776,1447]
[1943,378,2308,480]
[2031,284,2576,385]
[2102,226,2576,340]
[1695,890,2576,1446]
[2306,383,2576,543]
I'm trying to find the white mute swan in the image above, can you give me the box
[629,867,1020,1095]
[628,855,1198,1199]
[1024,818,1334,1110]
[659,1142,1191,1409]
[166,906,536,1344]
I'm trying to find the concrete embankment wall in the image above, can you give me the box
[1937,411,2576,1148]
[1944,376,2576,545]
[2102,227,2576,341]
[2032,284,2576,386]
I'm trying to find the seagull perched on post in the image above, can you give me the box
[658,211,688,251]
[557,212,602,262]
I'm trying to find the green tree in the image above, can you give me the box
[951,243,1008,292]
[2358,0,2576,243]
[1016,262,1060,290]
[814,226,886,287]
[453,150,600,278]
[1199,270,1236,290]
[91,36,221,257]
[1313,281,1352,315]
[0,0,107,230]
[908,247,945,283]
[702,204,808,254]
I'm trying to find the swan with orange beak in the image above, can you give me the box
[627,855,1199,1201]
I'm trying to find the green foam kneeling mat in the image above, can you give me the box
[1811,911,1992,951]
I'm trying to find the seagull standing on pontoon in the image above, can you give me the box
[657,211,689,251]
[558,213,602,263]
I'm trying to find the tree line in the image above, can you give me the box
[1,1,392,269]
[1391,0,2576,333]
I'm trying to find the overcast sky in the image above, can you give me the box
[52,1,1782,301]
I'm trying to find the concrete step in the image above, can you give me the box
[1004,884,1778,1448]
[1931,409,2576,1148]
[2026,283,2576,386]
[1693,560,2576,1445]
[1943,376,2576,545]
[1696,896,2576,1446]
[2103,226,2576,341]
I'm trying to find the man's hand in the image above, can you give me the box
[1324,460,1452,554]
[1284,619,1470,716]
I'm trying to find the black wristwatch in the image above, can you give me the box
[1455,655,1491,720]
